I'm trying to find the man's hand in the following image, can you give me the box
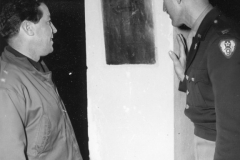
[169,34,187,81]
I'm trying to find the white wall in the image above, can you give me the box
[173,29,195,160]
[86,0,175,159]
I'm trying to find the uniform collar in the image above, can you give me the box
[194,7,221,41]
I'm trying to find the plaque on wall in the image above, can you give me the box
[101,0,155,64]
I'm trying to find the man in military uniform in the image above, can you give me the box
[164,0,240,159]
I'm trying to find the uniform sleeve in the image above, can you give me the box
[0,88,27,160]
[178,77,187,92]
[208,36,240,160]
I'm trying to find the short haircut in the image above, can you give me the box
[0,0,44,41]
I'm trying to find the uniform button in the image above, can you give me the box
[191,78,195,82]
[186,105,189,109]
[187,90,189,95]
[186,75,189,80]
[214,20,218,24]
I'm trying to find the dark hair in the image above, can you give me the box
[0,0,44,40]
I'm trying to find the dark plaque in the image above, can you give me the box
[102,0,155,64]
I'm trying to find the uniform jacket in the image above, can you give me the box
[179,8,240,160]
[0,47,83,160]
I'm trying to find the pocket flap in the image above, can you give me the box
[192,69,210,83]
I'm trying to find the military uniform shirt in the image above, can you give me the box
[179,8,240,160]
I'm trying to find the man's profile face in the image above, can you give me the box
[163,0,182,27]
[33,3,57,57]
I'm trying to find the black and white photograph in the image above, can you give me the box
[1,0,240,160]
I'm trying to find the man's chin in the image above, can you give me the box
[44,48,54,56]
[49,49,54,54]
[172,21,182,28]
[49,46,54,53]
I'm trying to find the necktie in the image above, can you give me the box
[187,31,196,51]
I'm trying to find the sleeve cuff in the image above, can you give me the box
[178,76,187,92]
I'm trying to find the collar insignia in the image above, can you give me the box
[219,39,236,59]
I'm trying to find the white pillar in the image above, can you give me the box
[86,0,174,159]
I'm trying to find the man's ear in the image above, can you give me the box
[21,20,34,36]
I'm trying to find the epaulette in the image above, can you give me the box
[213,14,240,39]
[213,14,232,35]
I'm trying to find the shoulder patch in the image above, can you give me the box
[219,39,237,59]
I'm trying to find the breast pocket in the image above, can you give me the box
[31,114,52,156]
[190,69,213,108]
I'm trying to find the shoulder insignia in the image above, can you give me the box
[219,39,237,59]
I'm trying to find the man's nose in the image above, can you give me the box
[51,23,57,34]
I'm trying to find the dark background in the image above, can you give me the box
[45,1,88,160]
[0,0,88,159]
[210,0,240,21]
